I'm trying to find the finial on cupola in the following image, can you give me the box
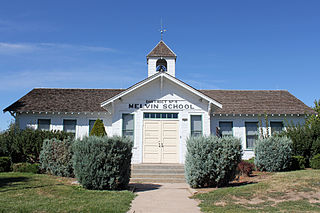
[160,18,167,41]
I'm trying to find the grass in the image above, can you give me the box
[0,172,135,213]
[194,169,320,212]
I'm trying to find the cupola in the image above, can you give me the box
[146,40,177,77]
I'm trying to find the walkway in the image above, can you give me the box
[128,183,200,213]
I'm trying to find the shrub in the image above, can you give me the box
[245,157,255,165]
[89,119,107,137]
[185,136,242,188]
[254,136,292,172]
[12,163,39,173]
[0,157,11,172]
[39,138,74,177]
[310,154,320,169]
[290,155,306,170]
[237,161,254,177]
[0,123,74,163]
[73,136,133,190]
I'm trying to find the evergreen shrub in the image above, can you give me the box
[39,138,74,177]
[290,155,306,170]
[0,124,74,163]
[12,163,39,173]
[185,136,242,188]
[254,136,292,172]
[73,136,133,190]
[0,157,11,172]
[89,119,107,137]
[310,154,320,169]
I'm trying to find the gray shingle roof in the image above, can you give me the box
[147,40,177,58]
[3,88,314,115]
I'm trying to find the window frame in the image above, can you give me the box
[245,121,259,150]
[270,121,284,135]
[122,113,134,142]
[37,119,51,131]
[63,119,77,136]
[219,121,233,137]
[190,114,203,137]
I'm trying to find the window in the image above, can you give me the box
[122,114,134,141]
[191,115,202,137]
[63,119,76,135]
[219,122,233,137]
[144,113,178,119]
[245,122,258,149]
[89,120,96,135]
[38,119,50,131]
[270,122,284,135]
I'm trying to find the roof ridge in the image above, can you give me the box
[200,89,289,92]
[33,88,125,90]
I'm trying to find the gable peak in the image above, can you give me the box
[147,40,176,58]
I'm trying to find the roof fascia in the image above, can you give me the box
[101,72,222,109]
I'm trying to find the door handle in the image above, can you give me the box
[162,143,164,147]
[159,142,161,147]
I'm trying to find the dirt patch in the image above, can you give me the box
[194,171,272,194]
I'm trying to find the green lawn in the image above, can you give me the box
[0,172,135,213]
[194,169,320,213]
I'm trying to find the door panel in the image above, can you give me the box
[161,121,179,163]
[143,120,161,163]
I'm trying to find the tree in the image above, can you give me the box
[89,119,107,137]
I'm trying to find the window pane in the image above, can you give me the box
[63,120,76,133]
[161,113,167,119]
[173,113,178,119]
[219,122,233,136]
[123,114,134,130]
[38,119,50,131]
[271,122,283,134]
[89,120,96,134]
[156,113,161,118]
[246,122,258,149]
[144,113,149,119]
[246,122,258,135]
[122,114,134,141]
[191,115,202,136]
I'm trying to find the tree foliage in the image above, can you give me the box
[89,119,107,137]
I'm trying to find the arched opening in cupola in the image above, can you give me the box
[156,59,167,72]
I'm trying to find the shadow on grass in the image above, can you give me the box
[0,176,64,192]
[228,181,257,187]
[129,183,162,192]
[0,176,29,188]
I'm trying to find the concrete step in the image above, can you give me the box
[131,174,185,179]
[130,177,186,183]
[132,164,184,170]
[130,164,186,183]
[131,168,185,175]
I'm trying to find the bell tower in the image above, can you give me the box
[146,40,177,77]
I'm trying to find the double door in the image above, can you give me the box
[143,120,179,163]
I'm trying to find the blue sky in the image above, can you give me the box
[0,0,319,130]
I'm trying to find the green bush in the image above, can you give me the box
[0,157,11,172]
[290,155,306,170]
[73,136,133,190]
[254,136,292,172]
[39,138,74,177]
[244,157,255,165]
[0,123,74,163]
[185,136,242,188]
[12,163,39,173]
[89,119,107,137]
[310,154,320,169]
